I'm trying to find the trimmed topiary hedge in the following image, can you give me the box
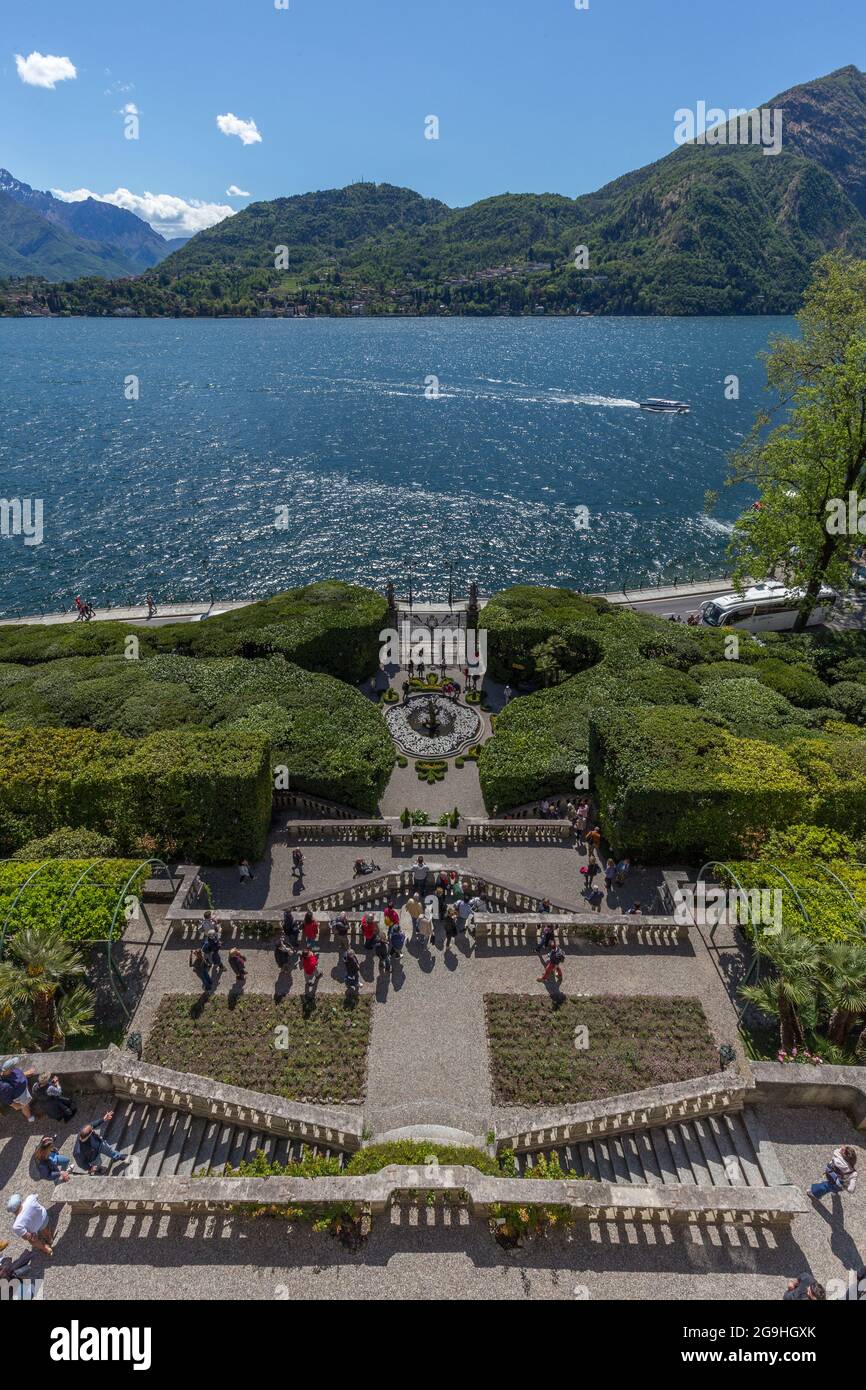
[0,726,273,862]
[0,582,386,685]
[0,653,394,815]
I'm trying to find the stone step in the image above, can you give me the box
[517,1111,773,1188]
[96,1098,347,1176]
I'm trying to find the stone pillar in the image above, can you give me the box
[466,580,479,633]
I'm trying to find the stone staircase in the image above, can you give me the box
[101,1098,347,1177]
[515,1107,774,1188]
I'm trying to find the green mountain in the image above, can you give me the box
[5,64,866,317]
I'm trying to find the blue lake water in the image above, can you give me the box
[0,316,790,612]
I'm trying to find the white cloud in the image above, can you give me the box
[50,186,235,238]
[226,184,250,197]
[15,51,77,89]
[216,112,262,145]
[120,102,139,116]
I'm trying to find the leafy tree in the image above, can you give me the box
[727,253,866,628]
[740,932,821,1051]
[0,924,93,1050]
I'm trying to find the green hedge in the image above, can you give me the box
[589,705,811,861]
[0,859,148,945]
[0,653,394,815]
[0,582,386,685]
[0,726,273,862]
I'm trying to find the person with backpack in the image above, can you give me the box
[343,947,361,995]
[538,941,565,986]
[202,930,224,981]
[291,848,305,880]
[228,948,247,983]
[31,1073,77,1124]
[374,931,391,975]
[537,921,557,959]
[809,1145,858,1201]
[388,920,406,961]
[586,885,604,913]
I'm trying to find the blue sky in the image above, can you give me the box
[1,0,863,236]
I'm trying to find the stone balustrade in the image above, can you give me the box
[285,820,392,846]
[466,819,573,845]
[496,1072,751,1154]
[472,913,688,946]
[101,1048,362,1150]
[274,790,366,819]
[59,1167,806,1226]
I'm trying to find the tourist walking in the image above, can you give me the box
[406,893,423,938]
[615,857,631,887]
[34,1137,71,1185]
[189,947,212,990]
[586,826,602,856]
[274,933,292,972]
[343,947,361,995]
[291,848,305,880]
[444,906,459,952]
[412,856,429,899]
[238,858,254,883]
[503,685,513,704]
[537,921,557,959]
[604,858,617,897]
[332,911,351,953]
[301,946,322,997]
[302,911,319,947]
[202,930,224,981]
[228,948,247,982]
[585,885,604,912]
[281,908,300,953]
[145,592,157,618]
[6,1194,53,1256]
[809,1146,858,1201]
[73,1112,126,1173]
[417,909,434,952]
[388,920,406,961]
[361,913,379,953]
[374,931,391,975]
[538,941,565,986]
[383,902,400,931]
[0,1058,37,1122]
[199,909,220,938]
[31,1073,77,1125]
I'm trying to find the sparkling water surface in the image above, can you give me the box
[0,315,790,611]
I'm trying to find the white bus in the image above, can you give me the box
[699,582,837,632]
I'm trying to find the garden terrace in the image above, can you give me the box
[144,994,372,1104]
[485,995,719,1105]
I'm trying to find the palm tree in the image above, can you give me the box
[0,925,92,1050]
[818,939,866,1047]
[740,932,821,1051]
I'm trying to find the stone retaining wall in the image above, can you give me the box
[751,1062,866,1131]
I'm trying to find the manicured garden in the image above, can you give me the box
[485,994,718,1105]
[144,993,373,1103]
[480,584,866,859]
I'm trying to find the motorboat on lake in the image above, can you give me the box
[640,398,690,414]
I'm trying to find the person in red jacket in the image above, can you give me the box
[302,912,319,945]
[301,947,322,996]
[361,914,379,951]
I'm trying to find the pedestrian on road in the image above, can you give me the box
[504,685,513,704]
[31,1073,77,1125]
[292,848,305,880]
[301,947,322,996]
[34,1137,71,1184]
[74,1113,126,1173]
[538,943,565,986]
[809,1146,858,1201]
[344,947,361,994]
[145,592,157,618]
[6,1194,53,1256]
[228,948,247,982]
[604,859,617,895]
[238,859,254,883]
[0,1058,37,1122]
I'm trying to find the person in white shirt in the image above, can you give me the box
[6,1193,53,1255]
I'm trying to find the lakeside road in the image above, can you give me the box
[1,580,863,629]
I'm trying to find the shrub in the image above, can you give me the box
[0,654,394,814]
[0,859,148,944]
[10,827,121,861]
[698,677,807,737]
[590,705,810,861]
[753,659,830,709]
[0,726,273,862]
[828,681,866,725]
[0,582,386,684]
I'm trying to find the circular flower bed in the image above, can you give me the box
[385,694,483,758]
